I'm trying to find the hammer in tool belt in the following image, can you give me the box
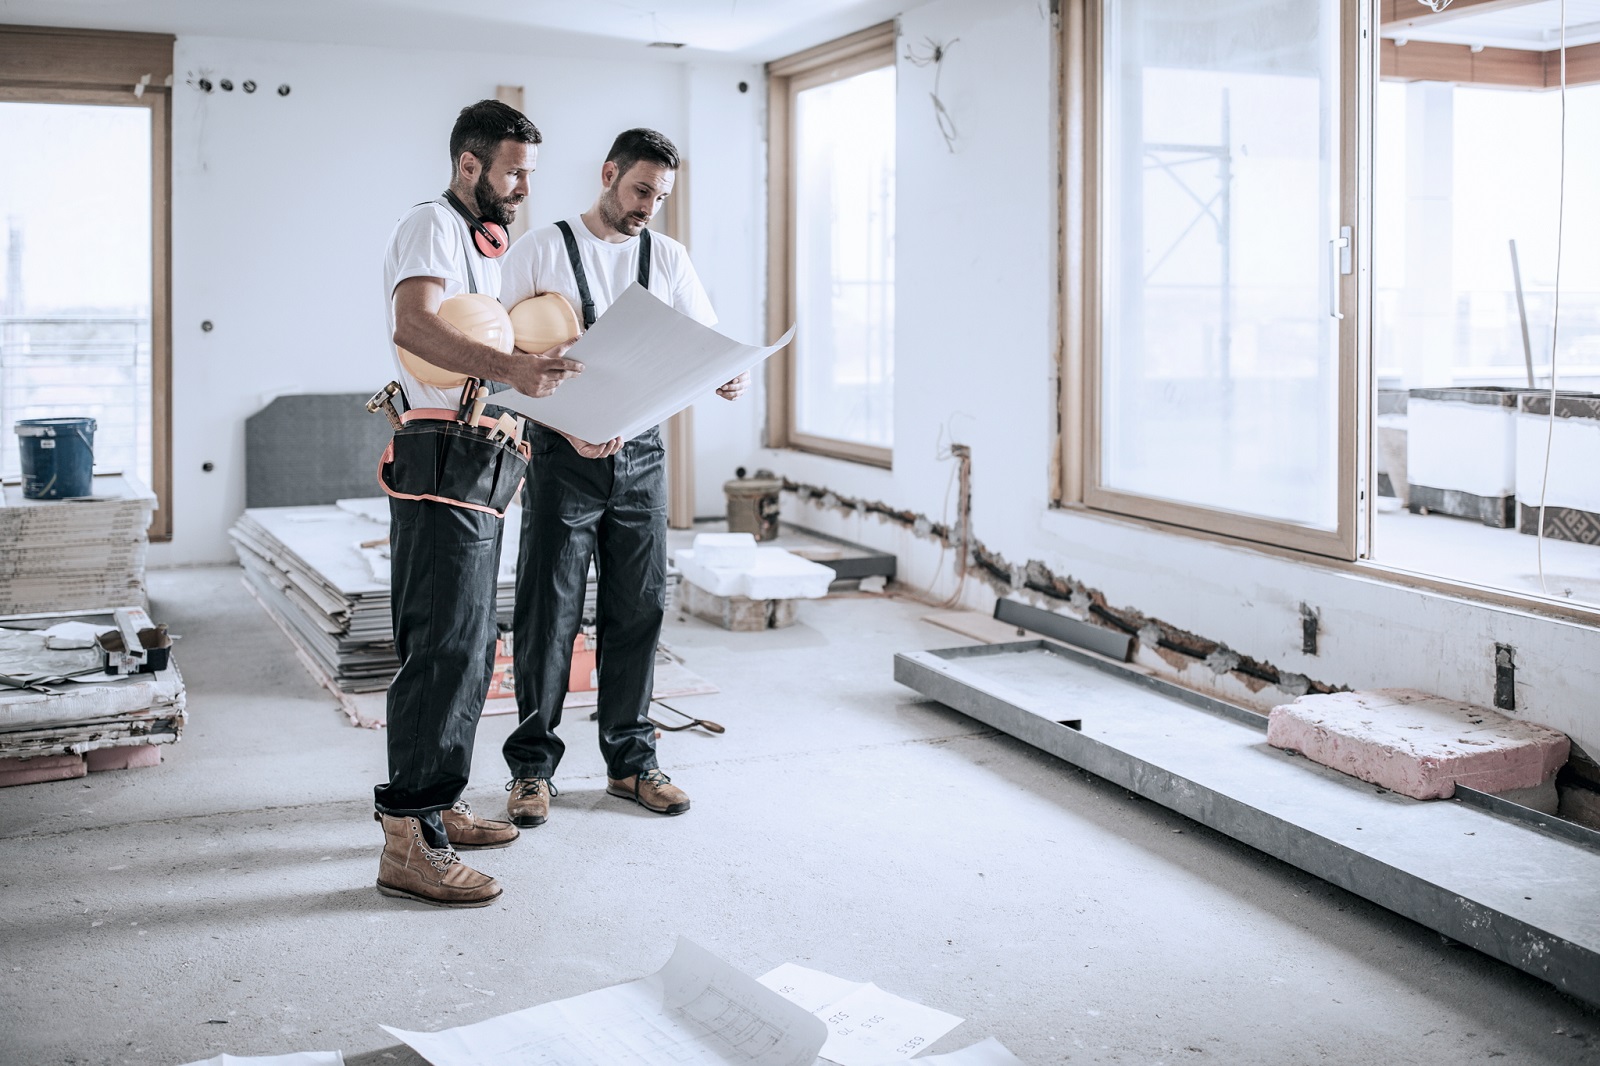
[366,382,404,430]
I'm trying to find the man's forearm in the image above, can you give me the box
[393,311,521,382]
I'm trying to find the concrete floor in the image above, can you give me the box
[2,565,1597,1066]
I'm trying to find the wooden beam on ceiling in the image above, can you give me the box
[1381,38,1600,88]
[0,24,173,91]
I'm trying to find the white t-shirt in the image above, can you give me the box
[499,215,716,342]
[381,199,504,411]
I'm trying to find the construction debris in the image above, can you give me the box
[0,612,186,785]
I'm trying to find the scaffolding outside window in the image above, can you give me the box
[1089,0,1351,548]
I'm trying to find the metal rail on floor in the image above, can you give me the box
[894,640,1600,1008]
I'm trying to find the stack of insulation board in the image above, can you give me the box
[0,474,156,616]
[0,613,185,773]
[230,498,677,694]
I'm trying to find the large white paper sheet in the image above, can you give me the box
[918,1038,1027,1064]
[758,962,865,1014]
[758,965,964,1066]
[383,938,825,1066]
[178,1054,343,1066]
[492,283,795,444]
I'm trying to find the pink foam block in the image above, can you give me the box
[85,745,163,772]
[1267,689,1570,801]
[0,753,87,787]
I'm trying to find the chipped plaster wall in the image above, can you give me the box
[756,0,1600,756]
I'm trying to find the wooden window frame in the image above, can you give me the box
[0,24,175,541]
[1058,1,1600,625]
[1060,0,1370,561]
[765,21,898,469]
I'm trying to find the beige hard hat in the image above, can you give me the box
[509,292,581,355]
[398,293,514,389]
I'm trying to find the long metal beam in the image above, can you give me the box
[895,640,1600,1008]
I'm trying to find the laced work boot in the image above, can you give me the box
[506,777,558,827]
[441,799,519,850]
[606,768,690,815]
[376,814,502,908]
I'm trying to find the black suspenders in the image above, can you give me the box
[415,199,480,294]
[555,221,651,329]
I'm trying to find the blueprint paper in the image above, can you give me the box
[178,1054,343,1066]
[383,937,825,1066]
[492,283,796,444]
[757,963,865,1014]
[758,965,965,1066]
[918,1038,1027,1064]
[810,984,964,1065]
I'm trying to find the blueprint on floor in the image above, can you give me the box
[383,938,826,1066]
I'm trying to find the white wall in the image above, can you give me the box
[154,34,761,564]
[755,0,1600,756]
[681,62,770,517]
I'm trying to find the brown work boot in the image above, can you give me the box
[376,814,502,908]
[441,799,519,850]
[607,768,690,815]
[506,777,557,827]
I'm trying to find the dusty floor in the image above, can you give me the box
[1,565,1597,1066]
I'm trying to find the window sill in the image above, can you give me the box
[1043,501,1600,628]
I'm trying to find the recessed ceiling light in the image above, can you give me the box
[648,41,686,48]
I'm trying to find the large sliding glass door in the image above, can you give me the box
[1086,0,1365,557]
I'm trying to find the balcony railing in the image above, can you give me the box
[0,314,151,484]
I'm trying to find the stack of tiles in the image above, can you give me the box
[0,474,156,615]
[230,498,678,694]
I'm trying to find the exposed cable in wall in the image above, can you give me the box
[920,428,973,606]
[1536,0,1567,596]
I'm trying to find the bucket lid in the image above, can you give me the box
[725,476,783,493]
[15,417,97,437]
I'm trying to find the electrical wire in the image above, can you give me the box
[1536,0,1567,596]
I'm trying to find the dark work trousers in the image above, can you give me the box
[373,495,504,840]
[503,423,667,782]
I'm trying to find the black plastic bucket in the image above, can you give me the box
[15,417,97,499]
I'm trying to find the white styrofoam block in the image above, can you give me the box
[690,532,760,570]
[1516,411,1600,512]
[1407,398,1516,497]
[673,547,834,600]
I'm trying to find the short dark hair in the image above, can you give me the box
[605,128,679,179]
[449,99,541,171]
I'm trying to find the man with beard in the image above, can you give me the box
[373,99,582,907]
[498,128,748,826]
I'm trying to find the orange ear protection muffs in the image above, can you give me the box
[443,189,509,259]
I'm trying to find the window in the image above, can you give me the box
[767,23,897,467]
[0,27,173,539]
[1071,0,1362,558]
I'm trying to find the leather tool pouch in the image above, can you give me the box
[378,418,530,518]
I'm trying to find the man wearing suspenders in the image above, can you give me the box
[497,128,748,826]
[373,100,581,907]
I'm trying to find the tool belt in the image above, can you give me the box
[378,408,531,518]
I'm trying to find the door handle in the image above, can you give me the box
[1329,226,1352,321]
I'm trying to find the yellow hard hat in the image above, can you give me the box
[509,292,581,355]
[397,293,514,389]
